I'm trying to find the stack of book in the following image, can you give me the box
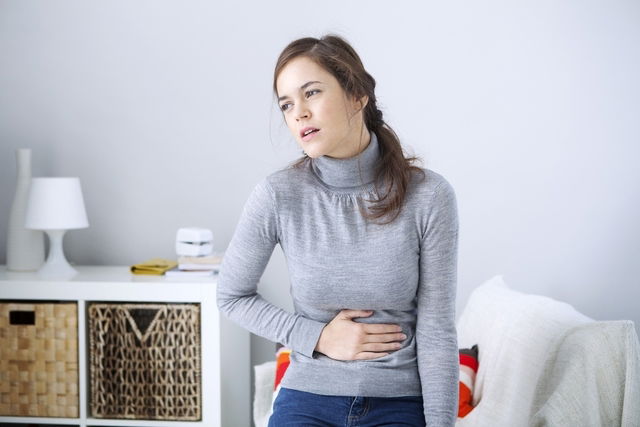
[165,227,223,277]
[166,253,223,277]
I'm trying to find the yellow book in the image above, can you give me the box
[130,258,178,275]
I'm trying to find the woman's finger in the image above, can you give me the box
[362,332,407,344]
[360,342,403,353]
[361,323,403,334]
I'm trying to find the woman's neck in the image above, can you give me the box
[310,130,380,189]
[326,127,372,159]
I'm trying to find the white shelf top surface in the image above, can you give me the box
[0,265,218,284]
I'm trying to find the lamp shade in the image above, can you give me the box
[25,177,89,230]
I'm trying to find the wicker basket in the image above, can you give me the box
[0,302,79,418]
[88,303,201,420]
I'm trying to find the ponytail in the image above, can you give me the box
[360,104,425,225]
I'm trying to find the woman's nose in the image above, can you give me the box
[295,105,310,121]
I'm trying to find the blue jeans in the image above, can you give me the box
[268,387,426,427]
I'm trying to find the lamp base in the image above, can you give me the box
[38,229,78,280]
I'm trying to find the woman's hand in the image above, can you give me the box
[314,309,406,360]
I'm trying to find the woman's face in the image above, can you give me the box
[276,56,369,159]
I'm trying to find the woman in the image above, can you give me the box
[217,34,459,426]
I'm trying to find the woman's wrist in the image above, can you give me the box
[314,325,327,354]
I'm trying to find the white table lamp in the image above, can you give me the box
[24,177,89,278]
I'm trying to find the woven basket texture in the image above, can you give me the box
[0,302,79,417]
[88,303,201,420]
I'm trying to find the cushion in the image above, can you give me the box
[455,275,593,427]
[459,344,479,417]
[272,346,292,406]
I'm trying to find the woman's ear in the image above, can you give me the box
[352,94,369,113]
[358,95,369,111]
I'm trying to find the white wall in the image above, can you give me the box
[1,0,639,409]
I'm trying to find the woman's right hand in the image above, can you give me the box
[314,309,407,361]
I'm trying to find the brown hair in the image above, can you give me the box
[273,34,425,225]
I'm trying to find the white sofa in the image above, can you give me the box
[253,275,640,427]
[456,275,640,427]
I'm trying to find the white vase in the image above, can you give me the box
[6,148,45,271]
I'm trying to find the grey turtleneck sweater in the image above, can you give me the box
[217,132,459,426]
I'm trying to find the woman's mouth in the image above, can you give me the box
[301,127,320,142]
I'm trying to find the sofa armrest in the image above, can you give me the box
[253,361,276,427]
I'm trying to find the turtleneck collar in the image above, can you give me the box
[310,131,381,189]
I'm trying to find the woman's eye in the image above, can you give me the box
[280,90,318,111]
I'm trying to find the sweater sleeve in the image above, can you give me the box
[216,178,327,358]
[416,179,460,426]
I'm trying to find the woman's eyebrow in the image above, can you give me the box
[278,81,323,102]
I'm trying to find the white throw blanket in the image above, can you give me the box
[530,320,640,427]
[455,276,595,426]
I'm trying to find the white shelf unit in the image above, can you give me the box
[0,265,250,427]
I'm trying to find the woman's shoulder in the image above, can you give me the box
[409,167,455,198]
[243,165,311,211]
[263,161,313,192]
[405,168,457,229]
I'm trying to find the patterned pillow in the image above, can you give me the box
[271,346,292,407]
[458,344,479,417]
[272,344,480,418]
